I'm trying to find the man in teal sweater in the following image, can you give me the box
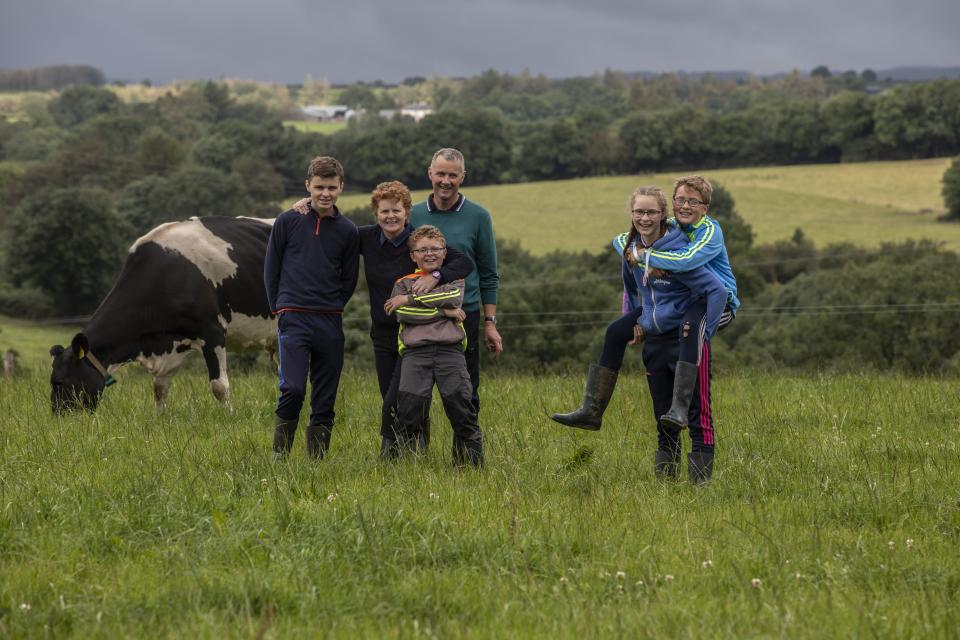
[410,148,502,415]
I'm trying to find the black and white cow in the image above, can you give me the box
[50,216,277,413]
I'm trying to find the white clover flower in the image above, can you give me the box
[751,578,762,588]
[559,576,569,583]
[906,539,914,549]
[888,540,895,549]
[616,571,626,580]
[327,493,339,503]
[664,574,674,583]
[428,492,439,500]
[19,603,31,612]
[795,572,802,580]
[702,560,713,569]
[260,478,268,489]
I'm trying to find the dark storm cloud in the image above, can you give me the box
[1,0,958,83]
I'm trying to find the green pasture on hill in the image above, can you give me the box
[2,362,959,638]
[282,119,348,135]
[332,158,957,255]
[0,317,75,366]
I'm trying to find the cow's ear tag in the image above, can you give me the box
[77,348,86,359]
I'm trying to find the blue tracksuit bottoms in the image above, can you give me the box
[275,311,344,426]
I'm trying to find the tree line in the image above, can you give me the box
[325,79,960,187]
[0,65,106,92]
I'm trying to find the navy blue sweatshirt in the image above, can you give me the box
[359,223,474,334]
[264,206,360,313]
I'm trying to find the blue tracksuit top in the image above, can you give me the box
[642,216,740,315]
[264,206,360,313]
[613,229,728,340]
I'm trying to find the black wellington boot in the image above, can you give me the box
[654,447,681,479]
[659,361,699,431]
[380,436,400,461]
[452,436,485,468]
[550,365,619,431]
[306,424,332,460]
[272,416,298,458]
[688,450,714,485]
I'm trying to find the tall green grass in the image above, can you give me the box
[2,366,958,637]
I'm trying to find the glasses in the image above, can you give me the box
[673,197,706,208]
[412,246,446,255]
[631,209,662,218]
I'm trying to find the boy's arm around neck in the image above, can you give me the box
[646,218,724,273]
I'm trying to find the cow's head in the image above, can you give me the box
[50,333,106,413]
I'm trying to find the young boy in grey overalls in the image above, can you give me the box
[384,225,484,467]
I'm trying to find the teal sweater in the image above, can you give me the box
[411,194,499,311]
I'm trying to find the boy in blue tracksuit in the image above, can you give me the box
[264,156,360,459]
[551,187,726,483]
[635,175,740,327]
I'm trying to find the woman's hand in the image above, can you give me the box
[292,198,310,214]
[627,324,645,345]
[442,308,466,322]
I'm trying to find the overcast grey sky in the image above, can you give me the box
[1,0,958,84]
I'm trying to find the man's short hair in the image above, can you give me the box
[408,225,446,251]
[306,156,344,182]
[371,181,412,213]
[673,175,713,206]
[430,148,466,172]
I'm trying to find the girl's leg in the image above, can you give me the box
[643,333,683,478]
[599,307,644,370]
[550,309,642,430]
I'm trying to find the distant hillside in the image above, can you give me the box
[874,66,960,81]
[621,66,960,82]
[334,158,957,256]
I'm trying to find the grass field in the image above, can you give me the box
[332,158,957,255]
[283,120,348,135]
[2,315,960,637]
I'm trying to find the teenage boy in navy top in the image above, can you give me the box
[264,156,360,459]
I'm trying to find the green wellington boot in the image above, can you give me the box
[659,361,699,430]
[550,365,619,431]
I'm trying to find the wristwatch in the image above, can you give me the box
[484,315,497,325]
[430,270,442,279]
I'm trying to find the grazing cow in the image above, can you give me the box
[50,216,277,413]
